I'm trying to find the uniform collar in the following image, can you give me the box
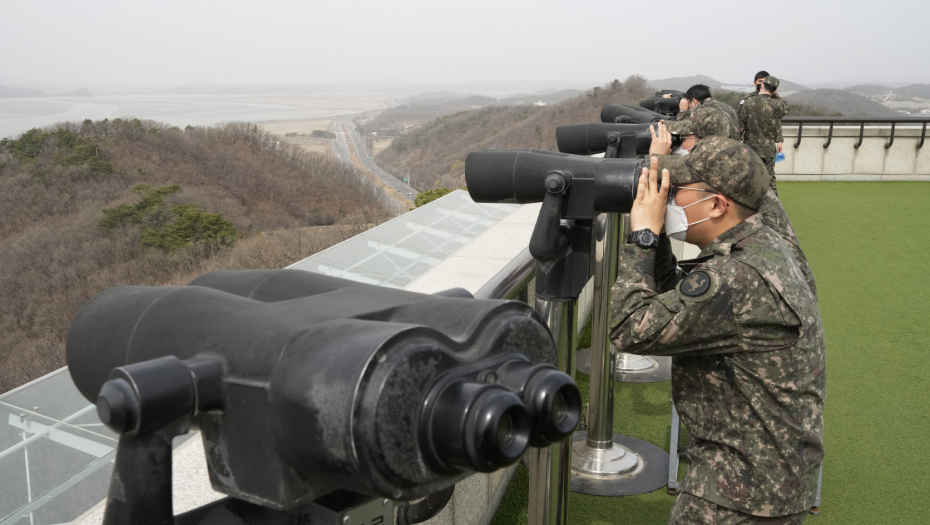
[695,214,764,259]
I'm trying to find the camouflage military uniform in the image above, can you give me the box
[612,140,825,522]
[657,148,817,298]
[739,80,788,192]
[677,98,741,141]
[668,107,730,140]
[670,493,809,524]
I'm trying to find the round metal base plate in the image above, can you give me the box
[576,348,672,383]
[569,431,669,496]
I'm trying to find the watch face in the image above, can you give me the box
[641,231,655,245]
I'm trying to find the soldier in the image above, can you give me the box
[673,84,741,140]
[611,140,825,525]
[740,76,789,193]
[655,116,819,298]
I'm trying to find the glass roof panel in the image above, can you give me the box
[288,190,520,288]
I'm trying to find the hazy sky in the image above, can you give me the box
[2,0,929,90]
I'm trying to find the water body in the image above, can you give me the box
[0,94,363,138]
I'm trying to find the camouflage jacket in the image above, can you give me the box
[756,190,817,299]
[609,215,826,516]
[679,99,742,140]
[739,94,788,158]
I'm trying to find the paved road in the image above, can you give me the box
[337,117,418,202]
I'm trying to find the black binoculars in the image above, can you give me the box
[600,104,669,124]
[66,270,581,511]
[639,89,684,116]
[464,149,643,219]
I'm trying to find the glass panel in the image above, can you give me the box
[287,190,520,287]
[0,370,194,525]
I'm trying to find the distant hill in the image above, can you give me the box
[890,84,930,100]
[61,87,93,97]
[0,84,93,98]
[846,84,894,96]
[498,89,583,105]
[377,76,653,189]
[0,85,51,98]
[785,89,899,117]
[648,74,808,94]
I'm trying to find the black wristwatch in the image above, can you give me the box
[628,229,659,249]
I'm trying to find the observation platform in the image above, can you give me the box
[1,117,928,525]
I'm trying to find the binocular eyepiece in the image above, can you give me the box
[66,270,581,507]
[422,358,580,472]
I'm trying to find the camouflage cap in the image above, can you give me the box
[688,106,728,139]
[764,76,780,89]
[665,119,694,135]
[670,136,769,209]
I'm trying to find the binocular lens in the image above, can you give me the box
[497,412,514,447]
[424,381,531,472]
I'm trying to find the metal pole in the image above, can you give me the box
[585,212,619,449]
[569,213,669,496]
[23,432,34,525]
[528,298,577,525]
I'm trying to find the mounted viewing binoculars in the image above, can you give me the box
[639,89,684,117]
[66,270,581,524]
[464,149,643,219]
[600,103,670,124]
[555,122,683,157]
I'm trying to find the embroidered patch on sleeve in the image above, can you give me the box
[677,270,715,301]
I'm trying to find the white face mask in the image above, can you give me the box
[665,190,717,242]
[672,146,690,157]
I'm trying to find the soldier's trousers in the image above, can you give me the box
[761,157,777,195]
[669,493,807,525]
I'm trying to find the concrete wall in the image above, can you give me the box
[776,124,930,181]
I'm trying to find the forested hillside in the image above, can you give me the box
[377,76,654,189]
[0,119,389,392]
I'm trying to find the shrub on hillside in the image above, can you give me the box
[414,188,455,207]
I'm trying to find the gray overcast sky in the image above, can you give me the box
[2,0,929,90]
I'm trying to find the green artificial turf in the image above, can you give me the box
[491,182,930,525]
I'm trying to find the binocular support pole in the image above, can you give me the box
[526,173,589,525]
[568,132,669,496]
[528,299,577,525]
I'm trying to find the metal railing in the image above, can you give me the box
[782,116,929,150]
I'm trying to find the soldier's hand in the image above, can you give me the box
[630,156,669,235]
[679,97,690,111]
[649,123,672,156]
[777,142,783,153]
[662,94,672,98]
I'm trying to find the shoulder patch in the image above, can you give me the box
[678,270,714,300]
[740,99,745,104]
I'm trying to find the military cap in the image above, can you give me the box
[764,76,780,89]
[668,136,769,210]
[665,119,694,136]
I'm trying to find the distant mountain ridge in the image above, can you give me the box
[647,74,809,93]
[847,83,930,101]
[0,85,93,98]
[785,89,899,117]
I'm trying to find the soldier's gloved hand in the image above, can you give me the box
[630,156,669,235]
[649,122,673,156]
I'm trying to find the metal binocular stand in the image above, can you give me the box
[520,134,668,525]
